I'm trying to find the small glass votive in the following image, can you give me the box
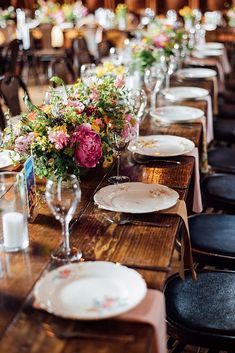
[0,172,29,252]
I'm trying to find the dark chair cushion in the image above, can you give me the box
[189,214,235,257]
[218,102,235,119]
[202,174,235,205]
[208,147,235,172]
[213,117,235,143]
[165,271,235,334]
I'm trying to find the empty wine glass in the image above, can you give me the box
[129,89,147,137]
[45,174,82,262]
[80,63,96,86]
[107,125,131,184]
[165,55,177,89]
[144,65,164,111]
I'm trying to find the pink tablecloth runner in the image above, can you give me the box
[118,289,167,353]
[203,95,214,143]
[185,147,203,213]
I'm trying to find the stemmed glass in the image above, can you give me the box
[45,174,82,262]
[80,63,96,86]
[129,89,147,137]
[164,55,177,89]
[144,65,165,112]
[107,125,131,184]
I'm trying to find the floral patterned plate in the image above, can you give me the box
[33,261,147,320]
[94,182,179,213]
[128,135,195,157]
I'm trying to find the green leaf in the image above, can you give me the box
[23,93,38,112]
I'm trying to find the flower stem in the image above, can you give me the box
[116,153,121,178]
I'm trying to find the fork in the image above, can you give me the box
[106,216,171,228]
[132,156,181,165]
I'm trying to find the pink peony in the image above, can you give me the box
[48,130,68,150]
[71,124,102,168]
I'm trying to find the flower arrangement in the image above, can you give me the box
[36,0,88,25]
[179,6,194,19]
[131,21,186,72]
[3,76,136,180]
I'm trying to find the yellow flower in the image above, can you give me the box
[103,155,113,169]
[91,121,100,133]
[179,6,193,18]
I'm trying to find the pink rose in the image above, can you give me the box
[71,124,102,168]
[48,130,68,150]
[15,132,34,154]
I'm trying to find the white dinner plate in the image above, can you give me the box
[34,262,147,320]
[196,42,224,50]
[161,86,209,101]
[192,49,223,58]
[150,106,204,123]
[94,182,179,213]
[0,150,18,169]
[128,135,194,157]
[176,68,217,79]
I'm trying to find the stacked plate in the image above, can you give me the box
[34,261,147,320]
[195,42,224,50]
[176,68,217,80]
[161,86,209,101]
[192,49,223,59]
[94,181,179,213]
[150,106,204,124]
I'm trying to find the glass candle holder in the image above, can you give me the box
[0,172,29,252]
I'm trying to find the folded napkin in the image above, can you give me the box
[221,48,231,74]
[118,289,167,353]
[160,199,197,281]
[202,95,214,142]
[185,147,203,213]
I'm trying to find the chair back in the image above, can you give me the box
[0,100,6,131]
[72,36,94,75]
[48,58,76,84]
[1,39,21,75]
[0,74,30,116]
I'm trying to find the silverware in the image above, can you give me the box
[133,157,181,165]
[106,216,171,228]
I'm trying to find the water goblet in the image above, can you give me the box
[129,89,147,137]
[80,63,96,86]
[45,174,82,262]
[144,65,164,111]
[107,125,131,184]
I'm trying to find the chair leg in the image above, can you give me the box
[167,336,176,349]
[171,342,186,353]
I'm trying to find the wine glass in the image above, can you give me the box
[144,65,164,111]
[164,55,177,89]
[45,174,82,262]
[107,125,131,184]
[129,89,147,137]
[80,63,96,86]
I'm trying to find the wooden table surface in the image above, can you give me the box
[0,89,208,352]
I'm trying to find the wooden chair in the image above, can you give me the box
[0,39,21,76]
[48,58,76,84]
[72,36,95,76]
[0,74,30,116]
[164,270,235,353]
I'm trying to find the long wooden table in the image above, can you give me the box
[0,93,206,352]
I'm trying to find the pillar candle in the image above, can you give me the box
[3,212,25,249]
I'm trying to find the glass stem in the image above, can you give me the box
[61,219,70,255]
[165,74,170,89]
[116,152,121,178]
[150,91,156,111]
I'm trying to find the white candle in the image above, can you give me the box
[3,212,25,249]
